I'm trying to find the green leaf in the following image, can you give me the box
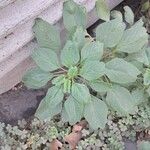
[81,41,104,61]
[96,19,125,48]
[52,75,65,86]
[128,60,145,72]
[23,68,52,89]
[32,48,60,72]
[105,58,141,84]
[111,10,123,21]
[80,61,105,81]
[131,89,145,106]
[71,83,91,104]
[127,48,149,66]
[64,95,84,124]
[144,69,150,86]
[89,80,112,93]
[141,1,150,12]
[45,86,64,108]
[146,86,150,96]
[124,6,134,25]
[138,141,150,150]
[62,108,69,122]
[63,0,87,33]
[61,41,80,67]
[106,85,136,115]
[35,98,62,121]
[33,18,61,51]
[72,27,85,50]
[96,0,110,21]
[116,19,148,53]
[84,96,108,130]
[145,46,150,64]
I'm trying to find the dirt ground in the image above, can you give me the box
[0,85,46,124]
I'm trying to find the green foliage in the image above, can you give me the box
[106,85,137,115]
[116,19,148,53]
[81,41,103,61]
[33,18,61,51]
[78,102,150,150]
[105,58,141,84]
[64,95,84,124]
[61,40,80,67]
[124,6,134,25]
[23,68,52,89]
[0,119,71,150]
[138,141,150,150]
[84,96,108,130]
[96,19,125,48]
[63,0,87,33]
[32,47,60,72]
[96,0,110,21]
[23,0,149,130]
[144,68,150,85]
[0,103,149,149]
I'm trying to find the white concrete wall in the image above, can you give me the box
[0,0,123,94]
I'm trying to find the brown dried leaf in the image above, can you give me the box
[73,120,87,132]
[65,132,82,149]
[65,121,87,149]
[50,139,62,150]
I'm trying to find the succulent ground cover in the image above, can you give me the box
[0,102,149,149]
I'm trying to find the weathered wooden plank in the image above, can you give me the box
[0,0,63,63]
[0,0,16,8]
[0,41,35,79]
[0,0,59,39]
[0,57,35,94]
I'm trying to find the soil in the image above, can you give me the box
[0,85,46,125]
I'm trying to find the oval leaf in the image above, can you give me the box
[64,96,84,125]
[45,86,64,108]
[106,85,136,115]
[33,18,61,51]
[61,41,80,67]
[80,61,105,81]
[84,96,108,130]
[116,19,148,53]
[81,41,104,61]
[124,6,134,25]
[35,98,62,121]
[89,80,112,93]
[63,0,87,33]
[127,47,149,66]
[23,68,52,89]
[96,19,125,48]
[72,27,85,50]
[32,48,60,72]
[71,83,91,104]
[105,58,141,84]
[96,0,110,21]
